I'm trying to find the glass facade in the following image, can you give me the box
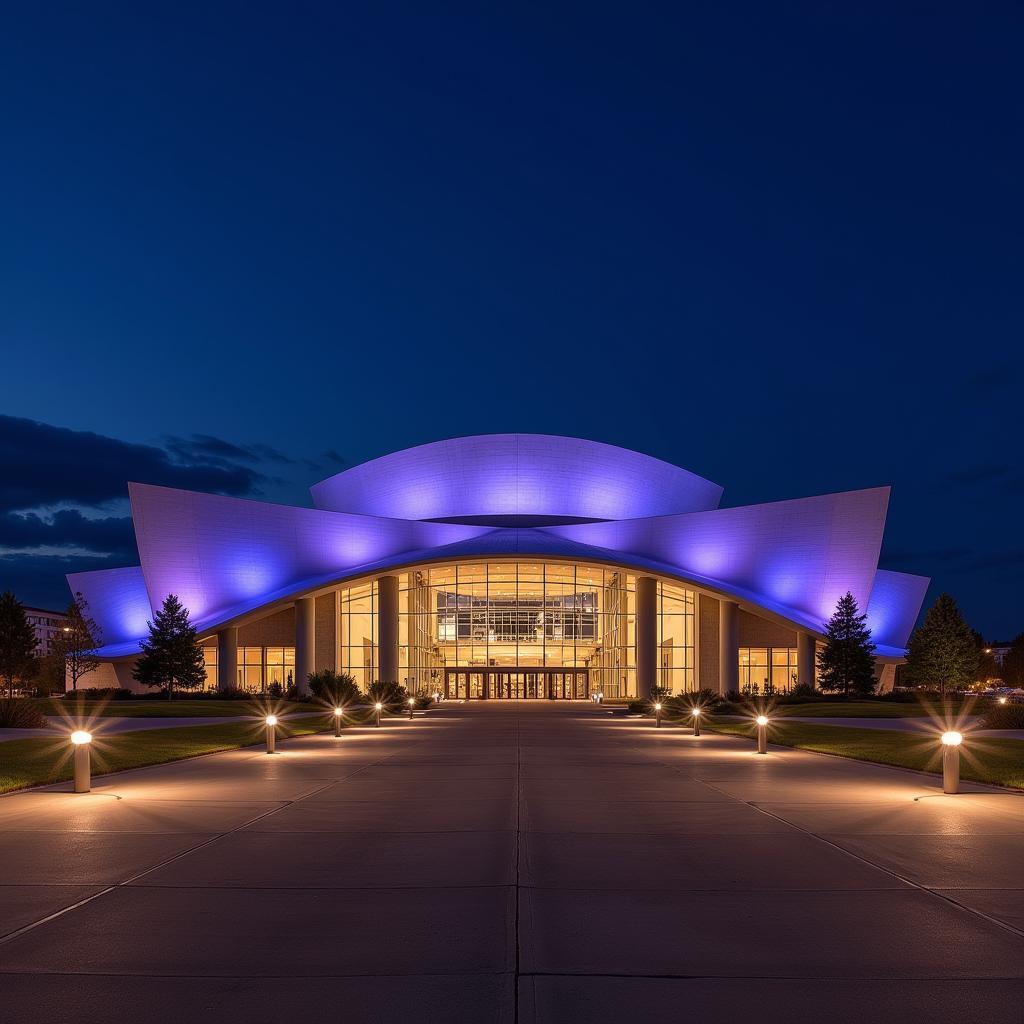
[338,561,696,699]
[738,646,799,695]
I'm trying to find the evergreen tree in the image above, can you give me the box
[904,593,978,694]
[132,594,206,700]
[973,632,1000,688]
[1002,633,1024,689]
[51,592,102,693]
[816,592,877,696]
[0,592,38,699]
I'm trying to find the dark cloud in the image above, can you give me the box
[163,434,296,467]
[0,552,119,612]
[0,510,136,562]
[319,450,349,467]
[0,415,266,514]
[945,463,1011,485]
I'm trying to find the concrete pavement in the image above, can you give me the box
[0,701,1021,1022]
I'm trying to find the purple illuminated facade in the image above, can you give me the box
[69,435,928,698]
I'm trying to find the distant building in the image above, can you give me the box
[988,643,1012,669]
[24,606,68,657]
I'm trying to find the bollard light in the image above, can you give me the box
[692,706,702,737]
[998,697,1007,705]
[375,701,383,728]
[333,706,343,737]
[755,714,769,754]
[941,730,962,794]
[654,701,662,728]
[70,730,92,793]
[408,697,415,720]
[265,714,278,754]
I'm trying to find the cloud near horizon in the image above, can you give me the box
[0,415,304,609]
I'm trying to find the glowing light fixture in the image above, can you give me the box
[691,706,702,737]
[70,731,92,793]
[654,701,662,728]
[265,714,278,754]
[941,731,962,794]
[333,706,343,737]
[408,697,415,720]
[375,701,383,728]
[998,697,1008,705]
[755,714,769,754]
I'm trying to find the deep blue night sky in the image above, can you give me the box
[1,4,1021,637]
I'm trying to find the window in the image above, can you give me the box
[739,647,798,695]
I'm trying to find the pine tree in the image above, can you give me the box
[132,594,206,700]
[0,592,38,699]
[999,633,1024,689]
[51,592,102,693]
[816,592,877,696]
[904,593,978,694]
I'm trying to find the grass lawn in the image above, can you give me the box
[0,714,342,794]
[37,698,312,718]
[716,699,989,719]
[708,718,1024,789]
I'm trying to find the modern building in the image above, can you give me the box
[24,606,69,657]
[69,435,929,699]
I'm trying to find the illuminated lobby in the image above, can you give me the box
[68,434,929,699]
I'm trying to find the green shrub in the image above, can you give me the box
[980,702,1024,730]
[0,699,47,728]
[367,680,408,709]
[63,687,135,701]
[308,670,362,706]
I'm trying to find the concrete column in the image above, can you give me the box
[294,597,315,696]
[718,600,739,696]
[797,631,817,690]
[377,575,400,684]
[216,627,238,693]
[636,576,658,698]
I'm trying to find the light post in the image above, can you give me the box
[654,701,662,728]
[691,706,701,737]
[755,714,769,754]
[70,730,92,793]
[408,697,415,720]
[375,701,383,728]
[333,706,343,737]
[941,731,962,794]
[265,714,277,754]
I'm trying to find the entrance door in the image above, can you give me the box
[469,672,485,699]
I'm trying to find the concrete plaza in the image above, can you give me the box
[0,702,1022,1022]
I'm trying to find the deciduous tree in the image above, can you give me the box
[905,593,978,694]
[51,592,102,693]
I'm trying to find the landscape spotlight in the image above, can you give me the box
[408,697,415,720]
[941,731,963,794]
[654,701,662,728]
[755,714,769,754]
[333,706,343,737]
[265,714,278,754]
[691,706,702,737]
[375,701,383,728]
[70,730,92,793]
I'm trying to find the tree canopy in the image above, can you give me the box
[905,593,978,693]
[0,592,38,698]
[132,594,206,700]
[51,591,102,692]
[816,591,877,696]
[1002,633,1024,689]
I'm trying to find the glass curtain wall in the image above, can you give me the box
[335,561,695,698]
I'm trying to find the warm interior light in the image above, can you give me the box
[70,730,92,745]
[333,707,343,716]
[755,715,769,727]
[941,730,962,746]
[265,715,278,727]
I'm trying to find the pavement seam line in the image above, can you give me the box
[0,723,409,948]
